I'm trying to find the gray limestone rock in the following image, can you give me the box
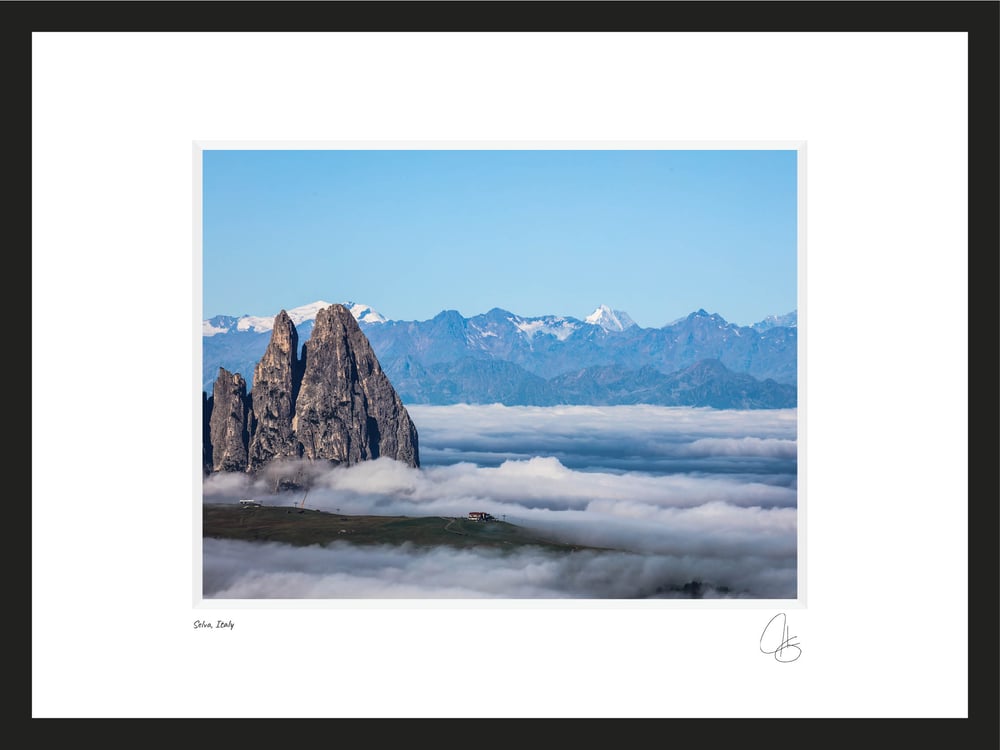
[208,368,252,472]
[247,310,303,470]
[202,391,214,475]
[205,305,420,474]
[293,304,419,468]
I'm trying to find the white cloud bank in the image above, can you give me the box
[408,404,798,477]
[202,405,798,599]
[204,538,795,599]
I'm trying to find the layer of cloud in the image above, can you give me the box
[204,538,796,599]
[407,404,798,477]
[681,437,797,459]
[204,455,796,515]
[202,405,798,599]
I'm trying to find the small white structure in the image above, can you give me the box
[239,498,261,508]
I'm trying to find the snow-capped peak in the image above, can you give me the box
[584,305,636,332]
[344,301,388,325]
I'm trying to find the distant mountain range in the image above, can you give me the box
[202,301,797,408]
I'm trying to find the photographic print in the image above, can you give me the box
[199,146,801,600]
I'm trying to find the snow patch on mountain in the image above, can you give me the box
[235,315,279,333]
[347,302,388,325]
[752,311,798,331]
[469,322,499,339]
[509,316,579,341]
[203,321,231,337]
[204,300,387,336]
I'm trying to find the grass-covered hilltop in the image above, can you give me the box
[203,503,608,553]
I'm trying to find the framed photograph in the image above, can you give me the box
[197,143,803,604]
[28,2,994,727]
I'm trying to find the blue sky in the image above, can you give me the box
[203,148,797,327]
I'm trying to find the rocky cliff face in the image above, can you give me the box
[293,304,419,467]
[204,304,419,474]
[247,310,303,470]
[202,392,214,474]
[208,368,253,472]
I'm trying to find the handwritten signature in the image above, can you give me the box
[760,613,801,662]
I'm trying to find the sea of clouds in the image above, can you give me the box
[202,405,798,599]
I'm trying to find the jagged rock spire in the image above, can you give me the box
[293,304,419,467]
[247,310,303,469]
[204,305,419,473]
[208,368,252,472]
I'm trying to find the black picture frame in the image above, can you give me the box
[19,0,997,734]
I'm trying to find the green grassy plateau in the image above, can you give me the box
[203,504,606,553]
